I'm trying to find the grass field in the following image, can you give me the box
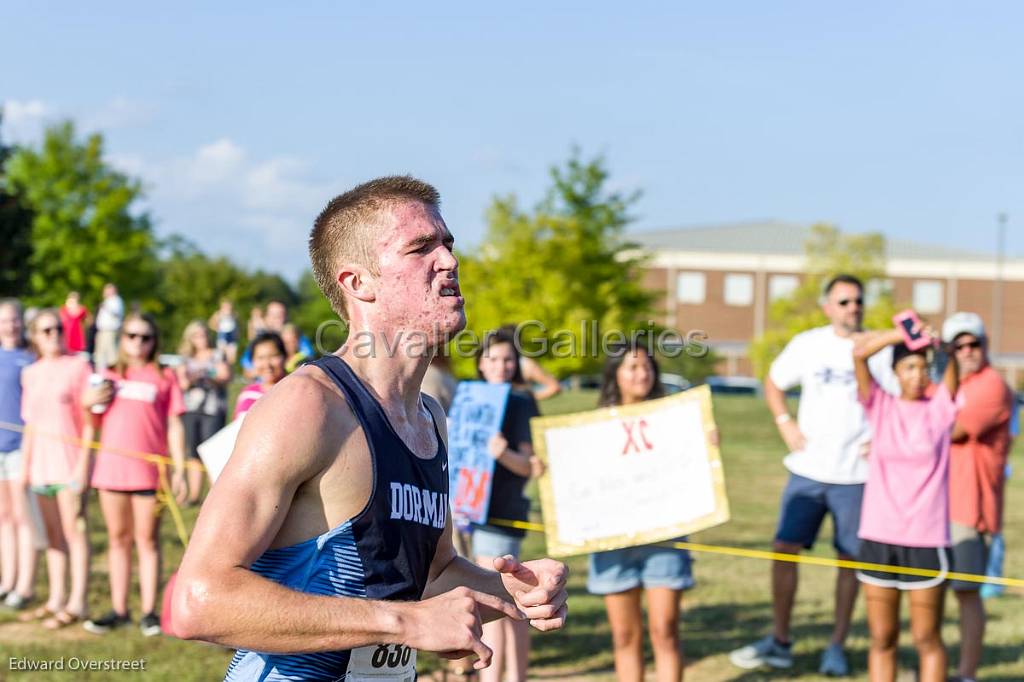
[2,392,1022,680]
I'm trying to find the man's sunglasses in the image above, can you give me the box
[954,340,982,352]
[37,326,61,336]
[124,332,154,343]
[837,298,863,307]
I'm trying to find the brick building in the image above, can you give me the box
[632,221,1024,387]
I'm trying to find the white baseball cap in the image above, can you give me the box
[941,311,986,343]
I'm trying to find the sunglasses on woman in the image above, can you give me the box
[124,332,154,343]
[37,326,61,336]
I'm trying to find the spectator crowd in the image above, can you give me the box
[0,273,1017,682]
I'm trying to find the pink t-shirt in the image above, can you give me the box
[858,381,958,547]
[20,355,92,486]
[233,382,268,419]
[92,365,185,491]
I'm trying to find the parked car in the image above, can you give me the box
[705,375,762,395]
[661,373,692,394]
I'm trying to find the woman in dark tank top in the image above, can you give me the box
[471,329,542,682]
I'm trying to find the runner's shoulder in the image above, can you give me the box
[239,366,358,463]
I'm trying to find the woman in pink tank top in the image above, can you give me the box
[83,312,186,637]
[19,309,94,628]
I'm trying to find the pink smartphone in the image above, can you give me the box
[892,309,932,350]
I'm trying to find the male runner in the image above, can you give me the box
[174,177,568,680]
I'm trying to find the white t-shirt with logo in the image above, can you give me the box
[769,325,898,485]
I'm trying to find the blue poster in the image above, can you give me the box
[447,381,511,525]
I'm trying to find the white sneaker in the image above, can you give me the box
[729,635,794,669]
[819,642,850,676]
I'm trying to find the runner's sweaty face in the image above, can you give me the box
[371,201,465,342]
[616,349,655,405]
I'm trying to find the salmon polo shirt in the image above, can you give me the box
[950,365,1013,534]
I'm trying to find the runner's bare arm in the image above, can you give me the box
[174,375,522,658]
[420,396,567,632]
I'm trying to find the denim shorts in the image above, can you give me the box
[587,542,695,595]
[775,473,864,557]
[471,525,522,559]
[0,449,22,482]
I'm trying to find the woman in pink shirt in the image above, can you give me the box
[18,309,94,628]
[232,332,287,419]
[853,324,958,682]
[83,312,186,638]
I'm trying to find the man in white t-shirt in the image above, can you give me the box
[730,274,898,676]
[93,282,124,368]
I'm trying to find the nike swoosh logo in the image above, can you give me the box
[441,462,447,471]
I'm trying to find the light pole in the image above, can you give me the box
[991,212,1007,358]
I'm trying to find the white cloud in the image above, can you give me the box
[82,96,155,131]
[127,138,343,276]
[470,144,525,174]
[2,99,53,143]
[2,97,336,277]
[4,95,156,145]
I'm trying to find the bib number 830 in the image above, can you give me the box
[370,644,412,669]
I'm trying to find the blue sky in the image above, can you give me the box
[4,2,1022,279]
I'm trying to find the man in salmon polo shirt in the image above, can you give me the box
[941,312,1014,682]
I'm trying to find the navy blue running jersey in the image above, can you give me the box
[225,355,449,681]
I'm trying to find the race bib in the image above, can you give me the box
[344,644,417,681]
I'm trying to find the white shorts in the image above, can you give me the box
[0,449,22,482]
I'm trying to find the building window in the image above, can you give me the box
[865,278,893,306]
[676,272,706,304]
[724,273,754,306]
[768,274,799,301]
[912,280,944,314]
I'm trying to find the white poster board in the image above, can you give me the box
[532,385,729,557]
[197,415,245,484]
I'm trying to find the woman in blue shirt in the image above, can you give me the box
[0,298,39,610]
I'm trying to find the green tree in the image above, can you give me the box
[748,223,898,378]
[156,236,299,350]
[292,270,346,353]
[457,150,658,378]
[0,114,33,297]
[5,121,158,308]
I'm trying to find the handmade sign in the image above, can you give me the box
[446,381,512,525]
[532,384,729,557]
[197,415,245,484]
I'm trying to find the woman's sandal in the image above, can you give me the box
[17,604,56,623]
[43,610,86,630]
